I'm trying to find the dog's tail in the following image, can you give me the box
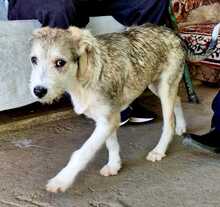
[183,23,220,62]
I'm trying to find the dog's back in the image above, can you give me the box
[95,24,185,106]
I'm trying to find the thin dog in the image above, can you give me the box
[29,23,220,193]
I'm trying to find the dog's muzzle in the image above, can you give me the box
[33,86,48,99]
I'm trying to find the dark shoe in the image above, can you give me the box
[183,129,220,153]
[129,105,156,123]
[120,106,132,126]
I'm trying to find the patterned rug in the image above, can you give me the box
[179,23,220,68]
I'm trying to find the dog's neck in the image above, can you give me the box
[65,39,103,115]
[65,81,89,114]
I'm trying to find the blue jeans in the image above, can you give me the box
[8,0,168,29]
[0,0,7,20]
[212,90,220,132]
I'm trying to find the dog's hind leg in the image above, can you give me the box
[100,131,121,176]
[174,96,186,136]
[147,55,184,162]
[148,83,158,96]
[149,83,186,136]
[46,112,120,193]
[147,82,176,162]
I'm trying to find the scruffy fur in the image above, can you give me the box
[30,24,187,193]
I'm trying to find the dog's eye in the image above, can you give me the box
[31,56,38,65]
[55,59,66,68]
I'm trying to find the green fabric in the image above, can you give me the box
[168,0,199,103]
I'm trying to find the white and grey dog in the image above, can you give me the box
[29,23,220,193]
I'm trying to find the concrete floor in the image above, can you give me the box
[0,85,219,207]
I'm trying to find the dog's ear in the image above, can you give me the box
[32,27,53,40]
[68,27,93,54]
[68,27,95,83]
[30,27,48,44]
[77,50,91,82]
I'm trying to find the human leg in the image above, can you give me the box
[8,0,89,28]
[184,90,220,152]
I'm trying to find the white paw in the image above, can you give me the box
[46,176,72,193]
[146,150,166,162]
[175,123,186,136]
[100,164,121,177]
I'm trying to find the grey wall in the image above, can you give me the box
[0,20,40,110]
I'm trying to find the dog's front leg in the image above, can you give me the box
[100,131,121,176]
[46,113,119,193]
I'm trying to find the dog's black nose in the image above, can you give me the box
[33,86,47,98]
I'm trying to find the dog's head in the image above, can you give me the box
[29,26,97,103]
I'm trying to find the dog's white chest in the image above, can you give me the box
[70,94,89,115]
[69,87,110,121]
[69,86,98,117]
